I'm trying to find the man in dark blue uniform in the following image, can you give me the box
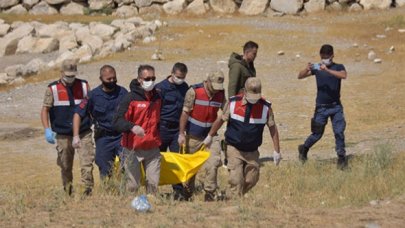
[155,62,189,199]
[297,44,348,169]
[73,65,128,180]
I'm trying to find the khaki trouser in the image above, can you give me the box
[56,130,95,190]
[122,147,161,194]
[185,135,222,194]
[227,145,260,196]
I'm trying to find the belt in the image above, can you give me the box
[316,102,340,108]
[161,120,179,129]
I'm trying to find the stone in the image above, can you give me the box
[209,0,237,14]
[114,5,138,17]
[36,23,67,38]
[89,23,118,41]
[69,22,86,31]
[143,36,156,43]
[112,33,131,52]
[138,4,163,15]
[151,49,164,60]
[135,0,152,8]
[277,50,285,55]
[75,26,91,43]
[186,0,207,15]
[73,44,93,63]
[29,1,58,15]
[0,24,10,37]
[10,77,26,85]
[16,35,37,54]
[89,0,114,10]
[99,40,114,57]
[326,2,342,11]
[57,30,78,52]
[125,16,144,26]
[23,0,40,9]
[163,0,185,15]
[50,50,76,68]
[5,64,24,78]
[33,38,59,53]
[60,2,84,15]
[389,46,395,53]
[23,58,46,75]
[270,0,304,14]
[398,29,405,33]
[111,20,136,33]
[0,24,35,56]
[397,0,405,7]
[0,73,9,85]
[45,0,70,5]
[360,0,391,10]
[81,34,104,54]
[0,0,19,9]
[349,3,363,12]
[368,50,376,60]
[4,4,28,15]
[239,0,268,15]
[373,58,382,63]
[304,0,325,13]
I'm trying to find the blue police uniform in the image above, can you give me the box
[155,76,189,152]
[304,63,346,156]
[75,85,128,178]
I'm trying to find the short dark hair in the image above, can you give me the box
[172,62,188,74]
[320,44,334,56]
[100,65,116,76]
[137,64,155,78]
[243,41,259,53]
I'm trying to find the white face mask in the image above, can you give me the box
[173,76,185,85]
[63,76,75,84]
[246,98,260,104]
[321,58,332,66]
[142,80,155,91]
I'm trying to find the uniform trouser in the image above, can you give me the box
[304,104,346,156]
[226,145,260,196]
[95,135,122,178]
[185,135,222,194]
[56,130,95,190]
[122,147,161,194]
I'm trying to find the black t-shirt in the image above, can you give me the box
[311,63,346,104]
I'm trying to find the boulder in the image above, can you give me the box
[36,23,68,38]
[0,0,19,9]
[186,0,207,15]
[114,5,139,17]
[304,0,325,13]
[112,33,131,52]
[33,38,59,53]
[89,0,114,10]
[5,64,25,78]
[138,4,163,15]
[360,0,391,10]
[349,3,363,12]
[397,0,405,7]
[69,22,86,31]
[23,58,46,76]
[0,24,10,37]
[163,0,186,15]
[209,0,237,14]
[135,0,153,8]
[60,2,84,15]
[0,24,35,56]
[326,2,343,11]
[75,26,91,42]
[81,34,104,54]
[89,23,118,41]
[0,73,9,85]
[73,44,93,63]
[45,0,70,5]
[270,0,303,14]
[29,1,58,15]
[125,16,144,26]
[10,77,26,85]
[4,4,28,14]
[239,0,268,15]
[49,50,76,68]
[56,30,78,52]
[16,35,38,54]
[99,40,114,57]
[23,0,40,9]
[111,20,136,33]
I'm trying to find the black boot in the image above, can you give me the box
[298,144,309,163]
[337,155,348,170]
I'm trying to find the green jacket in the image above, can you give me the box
[227,52,256,98]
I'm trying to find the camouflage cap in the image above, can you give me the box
[245,77,261,100]
[207,70,224,90]
[61,59,78,76]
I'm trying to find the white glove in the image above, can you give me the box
[178,133,185,146]
[203,135,213,147]
[273,151,281,166]
[72,135,81,149]
[131,125,145,137]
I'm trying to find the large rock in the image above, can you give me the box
[48,50,76,68]
[16,35,37,53]
[326,2,343,11]
[81,34,104,54]
[30,1,58,15]
[304,0,325,12]
[23,58,46,76]
[359,0,391,10]
[73,44,93,63]
[112,32,132,52]
[239,0,268,15]
[33,38,59,53]
[135,0,153,8]
[111,20,136,33]
[99,40,114,57]
[270,0,303,14]
[60,2,84,15]
[0,24,10,37]
[56,30,78,52]
[138,4,163,14]
[397,0,405,7]
[163,0,185,15]
[186,0,207,15]
[0,0,19,9]
[209,0,237,13]
[5,64,24,78]
[0,24,34,56]
[4,4,28,14]
[89,23,118,41]
[45,0,70,5]
[75,26,91,42]
[349,3,363,12]
[36,23,69,38]
[23,0,40,9]
[89,0,114,10]
[114,5,139,17]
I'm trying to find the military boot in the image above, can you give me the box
[298,144,309,163]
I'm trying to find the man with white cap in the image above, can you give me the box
[208,77,281,197]
[178,70,227,201]
[40,59,95,196]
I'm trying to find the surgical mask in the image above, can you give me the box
[173,76,185,85]
[102,81,117,90]
[246,98,260,104]
[321,58,332,66]
[63,76,75,84]
[142,80,155,91]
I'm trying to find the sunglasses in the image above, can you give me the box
[143,76,156,82]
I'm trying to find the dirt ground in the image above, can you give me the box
[1,8,405,227]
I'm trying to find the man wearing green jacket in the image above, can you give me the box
[227,41,258,98]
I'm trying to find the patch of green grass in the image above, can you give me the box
[384,15,405,28]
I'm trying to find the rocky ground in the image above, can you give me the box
[0,7,405,227]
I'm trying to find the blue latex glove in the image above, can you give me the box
[45,128,56,144]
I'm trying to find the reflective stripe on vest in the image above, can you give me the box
[51,81,88,106]
[229,99,269,124]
